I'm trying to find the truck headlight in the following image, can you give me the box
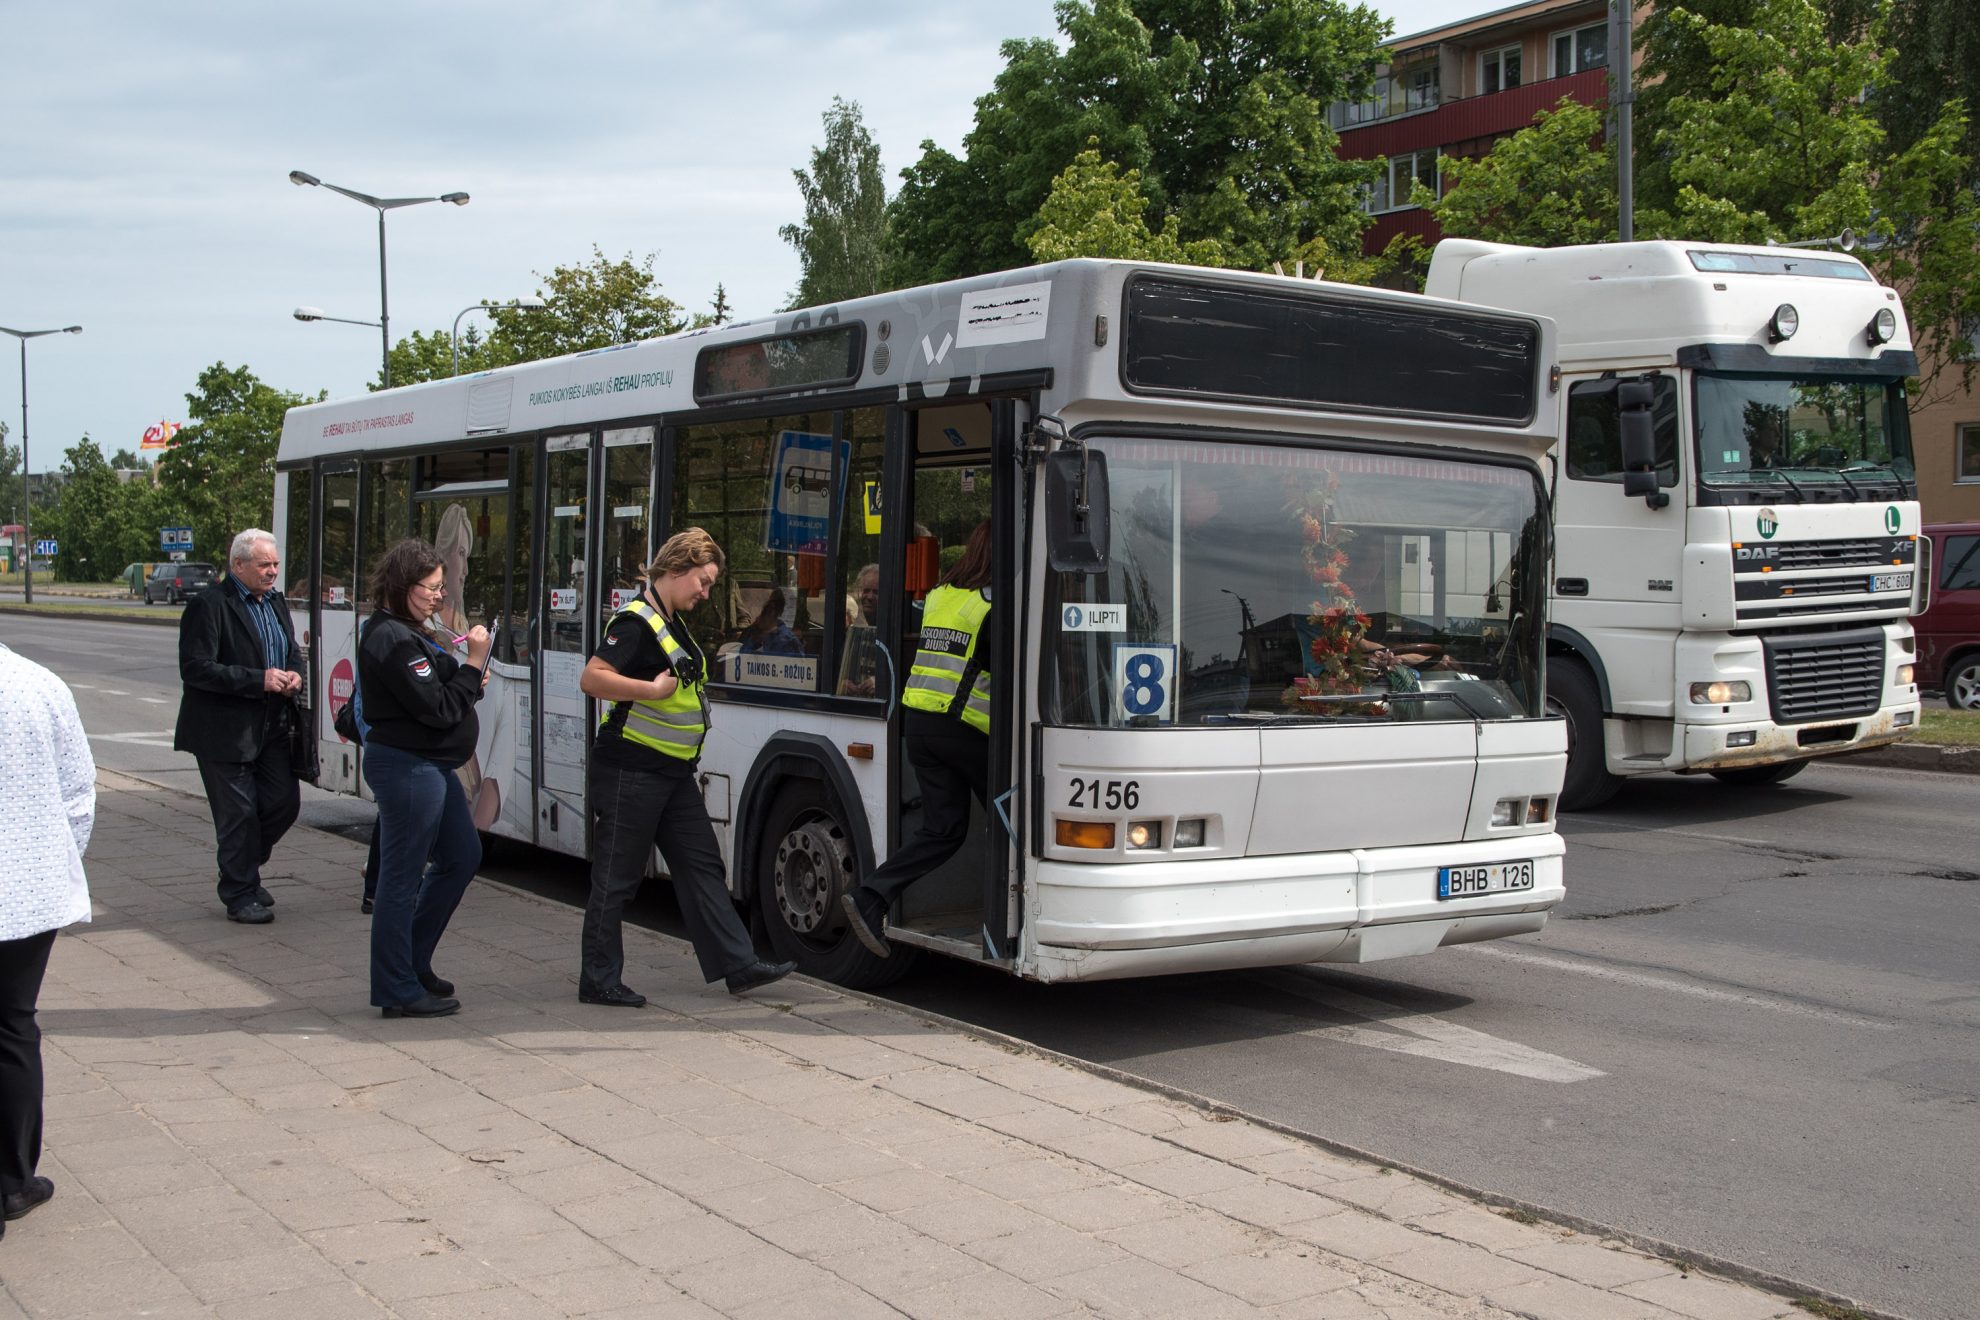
[1896,663,1915,685]
[1690,681,1751,704]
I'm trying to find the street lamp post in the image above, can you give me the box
[0,323,82,605]
[452,298,549,375]
[288,171,469,389]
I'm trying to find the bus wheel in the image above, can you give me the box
[755,782,914,989]
[1547,658,1623,811]
[1710,761,1808,787]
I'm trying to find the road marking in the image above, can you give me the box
[88,730,177,747]
[69,683,96,690]
[101,689,129,696]
[140,697,170,705]
[1461,944,1895,1029]
[1266,979,1606,1082]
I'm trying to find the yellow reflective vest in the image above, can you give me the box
[598,600,710,761]
[902,584,991,734]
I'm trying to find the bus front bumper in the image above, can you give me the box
[1025,833,1565,983]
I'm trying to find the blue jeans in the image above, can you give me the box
[363,742,481,1008]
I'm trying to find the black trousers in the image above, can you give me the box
[196,703,300,913]
[582,759,755,988]
[863,716,989,906]
[0,929,57,1198]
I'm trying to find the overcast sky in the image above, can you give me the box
[2,0,1488,474]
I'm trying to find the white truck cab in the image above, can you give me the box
[1428,239,1922,808]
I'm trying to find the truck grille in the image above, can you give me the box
[1733,537,1914,573]
[1764,629,1885,724]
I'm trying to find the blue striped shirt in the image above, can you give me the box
[228,574,290,671]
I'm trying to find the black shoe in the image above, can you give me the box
[725,959,797,995]
[839,889,890,957]
[226,902,274,925]
[418,971,454,997]
[255,887,276,908]
[578,984,646,1008]
[2,1177,53,1220]
[381,993,459,1019]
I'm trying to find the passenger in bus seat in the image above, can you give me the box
[841,522,994,957]
[577,528,795,1005]
[838,563,882,696]
[738,588,803,656]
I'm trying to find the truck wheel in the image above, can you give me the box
[1547,658,1623,811]
[1945,656,1980,711]
[755,781,914,989]
[1709,761,1808,787]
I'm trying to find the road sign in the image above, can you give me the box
[34,539,58,557]
[765,430,847,553]
[160,526,193,551]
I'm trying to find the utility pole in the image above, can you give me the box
[1610,0,1636,240]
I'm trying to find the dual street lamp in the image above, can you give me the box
[0,323,82,604]
[288,170,469,388]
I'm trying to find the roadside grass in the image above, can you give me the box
[1792,1298,1868,1319]
[1916,707,1980,747]
[0,601,178,618]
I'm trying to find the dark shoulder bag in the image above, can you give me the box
[288,699,321,783]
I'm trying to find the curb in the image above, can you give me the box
[1831,741,1980,775]
[103,762,1886,1320]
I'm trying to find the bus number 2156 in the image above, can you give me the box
[1068,778,1139,810]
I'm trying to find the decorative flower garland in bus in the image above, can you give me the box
[1281,471,1372,710]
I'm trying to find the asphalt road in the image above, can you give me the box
[14,613,1976,1320]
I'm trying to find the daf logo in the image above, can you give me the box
[1735,545,1781,561]
[1756,508,1779,539]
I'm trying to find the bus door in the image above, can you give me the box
[889,400,1009,955]
[537,432,595,855]
[317,461,362,795]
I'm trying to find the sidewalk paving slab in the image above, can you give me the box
[0,770,1829,1320]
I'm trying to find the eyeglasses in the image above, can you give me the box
[413,578,445,595]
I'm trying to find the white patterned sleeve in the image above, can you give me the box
[51,677,95,857]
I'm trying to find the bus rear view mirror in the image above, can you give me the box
[1618,377,1669,508]
[1046,445,1110,573]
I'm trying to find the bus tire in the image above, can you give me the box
[1709,761,1809,787]
[755,781,914,989]
[1548,657,1623,811]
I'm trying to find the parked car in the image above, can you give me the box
[143,561,219,605]
[1915,523,1980,710]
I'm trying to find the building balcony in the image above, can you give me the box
[1337,67,1609,160]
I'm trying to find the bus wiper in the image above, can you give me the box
[1299,690,1470,712]
[1204,711,1366,726]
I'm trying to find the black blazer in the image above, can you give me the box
[174,579,302,762]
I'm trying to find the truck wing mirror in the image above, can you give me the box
[1618,377,1670,509]
[1045,440,1110,574]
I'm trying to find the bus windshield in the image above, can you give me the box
[1050,436,1547,727]
[1695,372,1913,491]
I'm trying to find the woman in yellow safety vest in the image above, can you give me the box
[841,521,993,957]
[576,527,794,1004]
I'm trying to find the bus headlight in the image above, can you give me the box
[1690,681,1751,704]
[1172,818,1205,848]
[1896,663,1915,686]
[1125,821,1161,850]
[1056,820,1116,850]
[1491,798,1522,827]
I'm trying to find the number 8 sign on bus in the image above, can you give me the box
[1113,644,1175,725]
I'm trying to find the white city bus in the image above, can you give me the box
[275,260,1567,987]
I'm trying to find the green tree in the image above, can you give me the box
[1642,0,1980,400]
[44,439,133,580]
[780,98,889,309]
[1027,143,1226,264]
[158,363,322,561]
[887,0,1387,286]
[1424,99,1618,248]
[379,251,691,389]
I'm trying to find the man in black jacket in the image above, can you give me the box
[175,529,304,924]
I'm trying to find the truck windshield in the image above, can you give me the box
[1049,436,1547,727]
[1695,372,1913,492]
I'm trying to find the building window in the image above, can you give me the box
[1552,22,1608,76]
[1482,44,1522,94]
[1403,63,1440,111]
[1958,423,1980,484]
[1364,150,1439,214]
[1329,63,1439,128]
